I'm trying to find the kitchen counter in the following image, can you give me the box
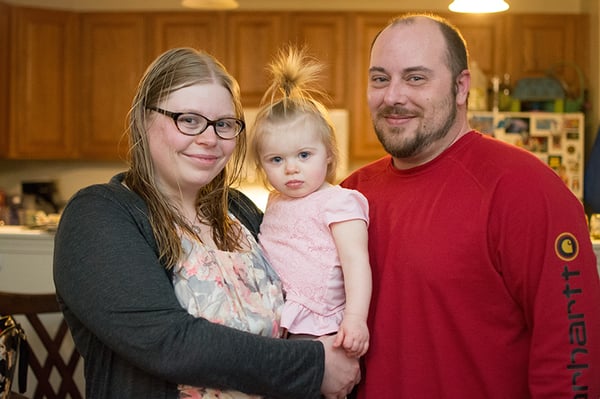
[0,225,55,293]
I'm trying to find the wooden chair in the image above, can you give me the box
[0,292,82,399]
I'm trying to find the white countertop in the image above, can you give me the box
[0,225,55,239]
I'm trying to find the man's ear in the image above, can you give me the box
[455,69,470,106]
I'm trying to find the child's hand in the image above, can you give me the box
[334,314,369,357]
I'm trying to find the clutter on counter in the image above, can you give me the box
[0,180,62,228]
[590,214,600,240]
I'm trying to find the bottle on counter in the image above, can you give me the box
[468,61,489,111]
[498,73,513,112]
[0,190,7,225]
[8,195,24,225]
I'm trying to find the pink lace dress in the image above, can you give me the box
[259,185,369,336]
[172,218,284,399]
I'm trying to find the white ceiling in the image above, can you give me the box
[1,0,587,13]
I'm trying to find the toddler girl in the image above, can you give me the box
[250,46,371,357]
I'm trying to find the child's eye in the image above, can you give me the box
[269,156,283,164]
[299,151,311,160]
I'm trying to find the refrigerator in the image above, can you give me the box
[468,111,585,200]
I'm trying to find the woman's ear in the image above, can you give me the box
[455,69,471,106]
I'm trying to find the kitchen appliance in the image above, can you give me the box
[21,181,61,215]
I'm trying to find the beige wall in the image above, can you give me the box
[0,161,126,206]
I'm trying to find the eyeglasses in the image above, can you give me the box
[147,107,245,140]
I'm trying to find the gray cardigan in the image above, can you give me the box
[53,173,324,399]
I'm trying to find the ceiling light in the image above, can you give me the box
[448,0,509,13]
[181,0,239,10]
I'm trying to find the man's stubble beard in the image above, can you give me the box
[373,97,457,159]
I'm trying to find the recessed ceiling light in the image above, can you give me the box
[448,0,509,13]
[181,0,239,10]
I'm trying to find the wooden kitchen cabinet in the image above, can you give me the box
[0,5,590,165]
[445,13,506,78]
[152,11,349,109]
[3,7,78,159]
[225,12,288,107]
[149,12,226,61]
[79,13,148,160]
[288,13,348,108]
[0,2,9,155]
[504,14,588,97]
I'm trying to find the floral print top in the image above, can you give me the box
[173,217,284,399]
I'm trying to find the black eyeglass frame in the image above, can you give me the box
[147,106,245,140]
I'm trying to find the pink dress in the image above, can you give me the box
[259,185,369,336]
[172,217,284,399]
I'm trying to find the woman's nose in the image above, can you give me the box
[195,125,219,145]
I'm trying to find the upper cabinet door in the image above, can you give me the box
[349,13,390,161]
[79,13,148,160]
[0,2,10,156]
[7,7,78,159]
[225,12,287,107]
[505,14,589,90]
[288,13,348,108]
[445,13,506,78]
[149,12,226,61]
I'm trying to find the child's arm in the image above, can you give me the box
[330,218,372,357]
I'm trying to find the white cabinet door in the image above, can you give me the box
[0,230,55,293]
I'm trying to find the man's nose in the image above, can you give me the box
[383,80,409,105]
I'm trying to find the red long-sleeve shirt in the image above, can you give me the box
[342,131,600,398]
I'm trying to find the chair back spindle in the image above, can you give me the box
[0,292,82,399]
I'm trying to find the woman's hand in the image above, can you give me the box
[318,334,361,398]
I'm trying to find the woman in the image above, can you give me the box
[53,47,359,399]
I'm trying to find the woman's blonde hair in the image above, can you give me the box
[125,47,246,269]
[249,46,339,187]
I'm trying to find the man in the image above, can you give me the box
[342,13,600,398]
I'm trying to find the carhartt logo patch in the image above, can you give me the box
[555,233,579,261]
